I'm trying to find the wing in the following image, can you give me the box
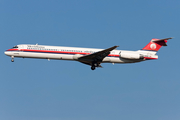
[78,46,119,67]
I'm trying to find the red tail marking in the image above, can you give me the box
[142,39,167,51]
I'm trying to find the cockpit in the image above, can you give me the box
[12,45,18,48]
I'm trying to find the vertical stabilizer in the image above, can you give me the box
[142,37,172,51]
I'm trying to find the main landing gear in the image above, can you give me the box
[91,65,95,70]
[91,62,99,70]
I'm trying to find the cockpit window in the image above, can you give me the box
[12,45,18,48]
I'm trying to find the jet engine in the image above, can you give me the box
[120,52,144,60]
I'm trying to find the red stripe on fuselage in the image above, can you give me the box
[7,49,19,51]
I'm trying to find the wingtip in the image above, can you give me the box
[114,46,119,49]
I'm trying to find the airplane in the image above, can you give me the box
[4,37,172,70]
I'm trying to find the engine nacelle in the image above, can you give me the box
[120,52,144,60]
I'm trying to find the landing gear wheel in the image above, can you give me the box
[11,58,14,62]
[91,66,95,70]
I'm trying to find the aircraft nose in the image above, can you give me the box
[4,51,11,56]
[4,51,8,55]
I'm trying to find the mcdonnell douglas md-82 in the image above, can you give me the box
[5,37,172,70]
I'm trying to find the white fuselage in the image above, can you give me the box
[4,44,158,64]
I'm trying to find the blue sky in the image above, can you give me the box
[1,0,180,120]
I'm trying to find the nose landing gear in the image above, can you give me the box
[11,59,14,62]
[11,56,14,62]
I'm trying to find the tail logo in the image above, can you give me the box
[150,43,156,50]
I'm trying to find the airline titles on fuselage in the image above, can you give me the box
[27,45,96,54]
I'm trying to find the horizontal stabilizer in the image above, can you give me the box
[151,37,173,42]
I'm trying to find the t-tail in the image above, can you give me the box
[142,37,173,51]
[137,37,173,60]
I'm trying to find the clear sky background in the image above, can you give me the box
[1,0,180,120]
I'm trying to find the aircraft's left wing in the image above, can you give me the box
[78,46,119,67]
